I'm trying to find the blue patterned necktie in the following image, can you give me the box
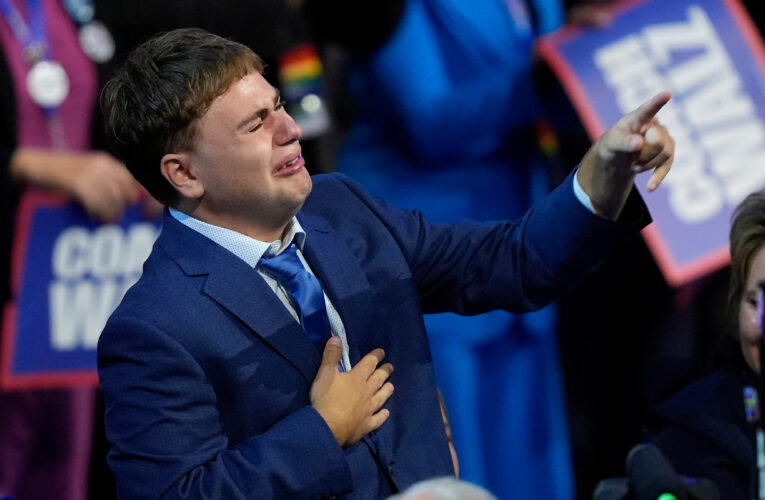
[258,242,331,351]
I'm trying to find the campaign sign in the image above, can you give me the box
[1,192,160,390]
[538,0,765,286]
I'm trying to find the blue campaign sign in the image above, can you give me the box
[1,192,160,389]
[538,0,765,286]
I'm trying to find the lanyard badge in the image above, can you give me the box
[0,0,69,109]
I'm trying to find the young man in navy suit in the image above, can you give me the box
[98,28,673,499]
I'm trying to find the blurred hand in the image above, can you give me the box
[310,337,394,447]
[68,152,141,222]
[577,92,675,219]
[11,149,141,222]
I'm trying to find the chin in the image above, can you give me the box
[295,170,313,198]
[289,182,313,212]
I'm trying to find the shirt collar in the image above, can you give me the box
[169,208,306,267]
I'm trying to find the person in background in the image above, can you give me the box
[643,190,765,500]
[0,0,146,498]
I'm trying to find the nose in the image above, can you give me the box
[274,108,302,145]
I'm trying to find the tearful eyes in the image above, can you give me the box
[248,98,287,133]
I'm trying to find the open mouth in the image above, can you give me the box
[276,154,304,174]
[282,156,300,169]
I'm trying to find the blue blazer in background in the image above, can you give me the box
[98,172,648,499]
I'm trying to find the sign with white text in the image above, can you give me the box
[538,0,765,286]
[1,192,160,390]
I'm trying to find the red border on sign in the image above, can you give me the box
[537,0,764,286]
[1,191,99,390]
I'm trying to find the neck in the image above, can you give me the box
[175,199,291,242]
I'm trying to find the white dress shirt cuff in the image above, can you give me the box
[572,168,596,214]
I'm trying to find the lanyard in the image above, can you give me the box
[0,0,48,63]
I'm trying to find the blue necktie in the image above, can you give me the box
[258,242,331,351]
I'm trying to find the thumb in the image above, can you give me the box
[319,336,343,372]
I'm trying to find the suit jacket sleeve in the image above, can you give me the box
[326,170,650,314]
[99,314,353,500]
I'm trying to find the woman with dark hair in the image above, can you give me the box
[645,191,765,500]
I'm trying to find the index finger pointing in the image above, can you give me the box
[625,91,671,130]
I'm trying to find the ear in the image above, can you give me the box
[160,153,204,200]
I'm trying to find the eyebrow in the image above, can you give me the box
[236,89,281,131]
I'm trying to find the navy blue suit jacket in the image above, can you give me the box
[98,172,648,499]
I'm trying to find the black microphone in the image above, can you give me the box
[593,445,719,500]
[627,444,686,500]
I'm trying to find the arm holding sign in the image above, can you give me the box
[9,148,142,223]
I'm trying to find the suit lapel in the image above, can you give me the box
[157,214,321,384]
[202,268,322,384]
